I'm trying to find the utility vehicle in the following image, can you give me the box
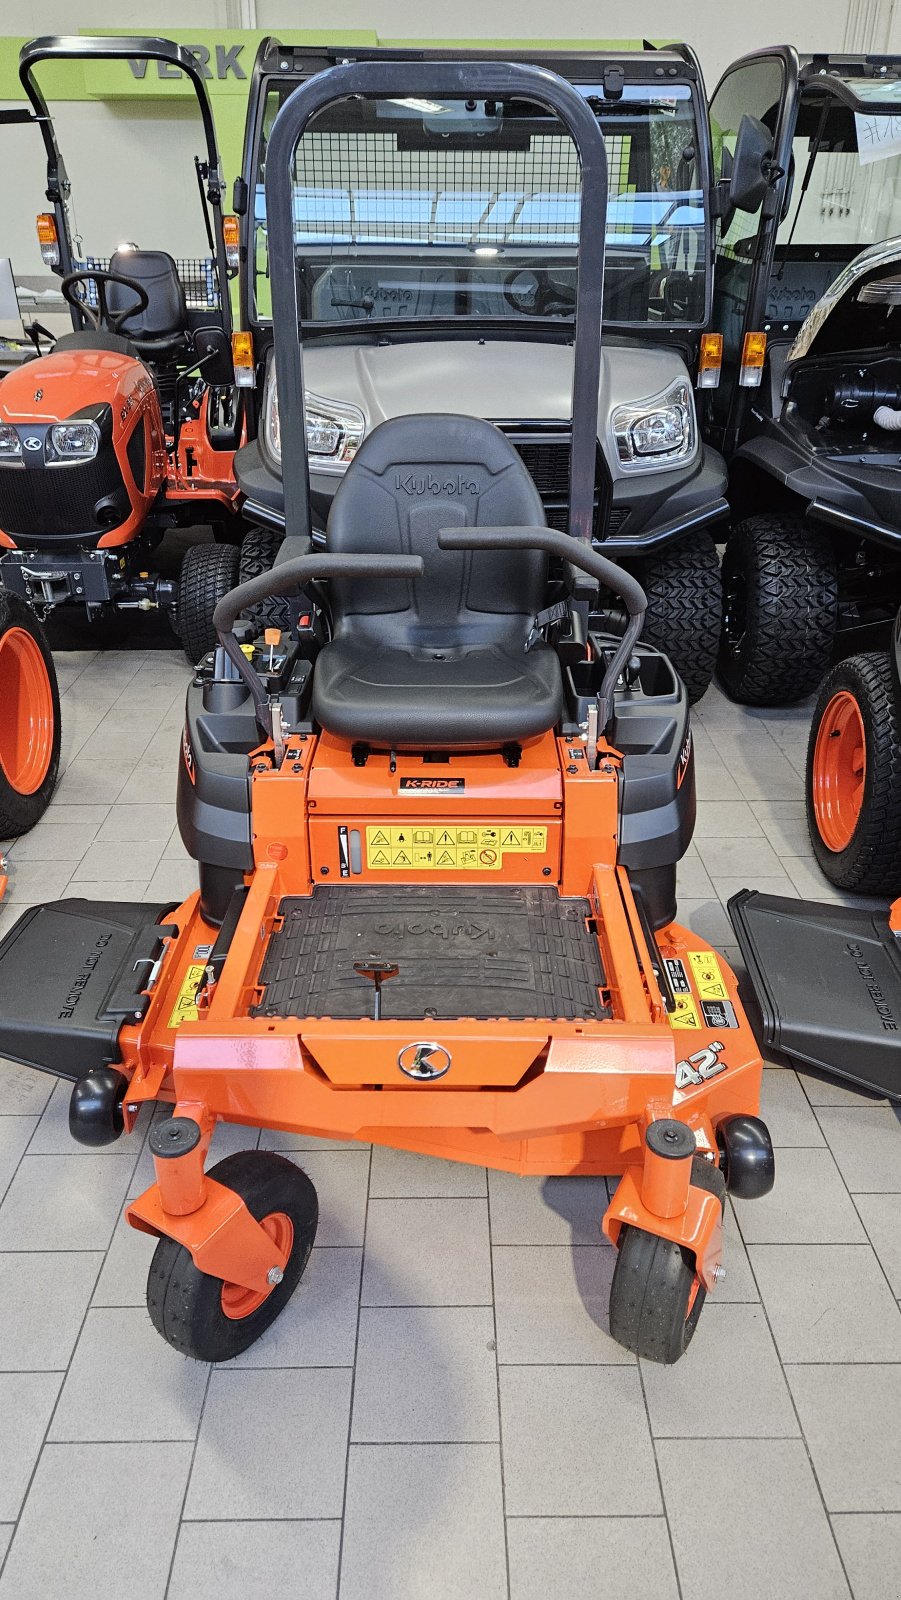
[707,49,901,702]
[0,58,773,1367]
[229,38,769,701]
[0,36,247,661]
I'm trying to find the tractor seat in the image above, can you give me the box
[311,414,563,747]
[106,249,190,357]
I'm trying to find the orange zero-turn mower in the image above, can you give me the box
[0,37,247,662]
[0,59,774,1365]
[0,590,60,898]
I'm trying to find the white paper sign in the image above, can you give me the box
[855,111,901,166]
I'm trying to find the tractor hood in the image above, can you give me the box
[788,236,901,365]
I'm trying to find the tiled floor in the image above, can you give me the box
[1,647,900,1599]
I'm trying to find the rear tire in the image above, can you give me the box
[718,515,837,705]
[0,592,60,837]
[237,526,295,637]
[806,651,901,893]
[177,542,240,664]
[626,530,722,703]
[608,1156,725,1363]
[147,1150,318,1362]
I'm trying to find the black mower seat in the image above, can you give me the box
[107,249,190,355]
[311,414,563,747]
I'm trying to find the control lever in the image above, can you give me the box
[353,959,399,1021]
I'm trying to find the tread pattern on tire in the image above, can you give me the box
[626,530,723,704]
[806,650,901,895]
[0,592,61,838]
[177,542,241,664]
[718,515,837,706]
[237,526,295,637]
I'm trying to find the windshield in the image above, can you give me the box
[251,81,707,327]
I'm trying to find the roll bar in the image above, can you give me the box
[437,526,647,731]
[263,59,608,553]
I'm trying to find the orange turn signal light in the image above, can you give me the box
[36,212,59,266]
[222,214,240,272]
[697,332,723,389]
[232,330,255,388]
[739,330,767,388]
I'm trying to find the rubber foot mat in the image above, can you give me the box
[254,885,607,1021]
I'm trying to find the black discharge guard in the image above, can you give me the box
[0,900,176,1080]
[729,889,901,1101]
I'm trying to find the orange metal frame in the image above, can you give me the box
[121,728,762,1298]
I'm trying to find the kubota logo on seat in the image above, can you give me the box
[394,472,479,496]
[398,1041,452,1080]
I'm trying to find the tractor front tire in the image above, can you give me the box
[0,592,60,837]
[806,651,901,894]
[718,515,837,705]
[177,542,241,664]
[626,530,722,703]
[237,526,296,637]
[147,1151,319,1362]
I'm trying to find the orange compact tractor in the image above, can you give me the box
[0,37,247,661]
[0,60,774,1365]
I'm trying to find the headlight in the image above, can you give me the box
[48,421,100,462]
[0,425,22,459]
[611,381,696,470]
[262,363,365,473]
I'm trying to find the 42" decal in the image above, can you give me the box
[675,1040,727,1090]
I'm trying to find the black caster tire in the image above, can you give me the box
[608,1156,725,1364]
[806,651,901,895]
[147,1150,318,1362]
[716,1114,775,1199]
[176,542,241,665]
[718,515,837,706]
[625,530,723,704]
[237,526,296,637]
[69,1067,128,1148]
[0,592,61,838]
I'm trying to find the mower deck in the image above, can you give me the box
[254,885,608,1022]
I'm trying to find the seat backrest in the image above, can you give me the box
[107,250,189,342]
[325,414,547,648]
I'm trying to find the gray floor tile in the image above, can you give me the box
[831,1514,901,1600]
[493,1243,630,1363]
[799,1071,889,1108]
[228,1247,362,1368]
[692,800,762,837]
[0,1116,39,1200]
[91,1205,157,1306]
[9,821,103,861]
[146,857,198,901]
[658,1438,849,1600]
[49,1306,209,1442]
[258,1127,364,1152]
[698,833,788,878]
[855,1193,901,1295]
[507,1516,679,1600]
[57,878,150,902]
[285,1150,370,1247]
[340,1444,506,1600]
[3,861,72,901]
[185,1367,351,1519]
[759,1068,827,1147]
[119,762,179,805]
[500,1365,660,1516]
[94,803,175,843]
[487,1170,606,1245]
[750,1244,901,1362]
[70,839,163,883]
[815,1106,901,1193]
[352,1305,498,1442]
[709,870,797,901]
[0,1441,192,1600]
[715,1201,761,1302]
[733,1147,867,1244]
[788,1365,901,1512]
[0,1371,62,1520]
[752,800,814,856]
[368,1145,486,1197]
[641,1303,798,1438]
[362,1198,492,1306]
[0,1154,135,1251]
[676,853,715,897]
[169,1520,342,1600]
[0,1059,52,1118]
[678,896,736,948]
[0,1251,101,1369]
[0,1528,11,1566]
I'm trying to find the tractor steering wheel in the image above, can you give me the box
[60,269,150,335]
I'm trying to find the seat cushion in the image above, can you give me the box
[312,635,562,746]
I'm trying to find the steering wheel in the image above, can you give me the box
[60,269,150,335]
[502,268,575,318]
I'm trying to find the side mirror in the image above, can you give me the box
[729,113,774,214]
[194,325,235,386]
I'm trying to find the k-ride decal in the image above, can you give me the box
[399,777,465,791]
[365,823,547,870]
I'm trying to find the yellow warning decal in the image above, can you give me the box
[167,962,205,1029]
[687,950,729,1001]
[366,823,547,871]
[669,994,701,1030]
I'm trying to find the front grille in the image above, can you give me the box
[0,452,127,540]
[500,425,613,541]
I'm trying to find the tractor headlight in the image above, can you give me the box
[611,381,696,470]
[0,425,22,459]
[262,363,365,474]
[47,421,100,462]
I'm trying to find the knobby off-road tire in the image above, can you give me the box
[177,541,241,664]
[718,515,837,706]
[237,525,296,637]
[626,530,723,704]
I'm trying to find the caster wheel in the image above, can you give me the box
[69,1067,128,1147]
[147,1150,318,1362]
[608,1156,725,1363]
[716,1114,775,1199]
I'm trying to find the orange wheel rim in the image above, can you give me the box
[0,627,54,796]
[812,690,866,852]
[686,1275,701,1318]
[220,1210,293,1321]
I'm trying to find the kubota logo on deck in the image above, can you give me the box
[398,1042,452,1080]
[394,472,479,496]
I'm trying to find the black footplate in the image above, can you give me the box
[729,889,901,1101]
[0,900,176,1079]
[254,886,607,1022]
